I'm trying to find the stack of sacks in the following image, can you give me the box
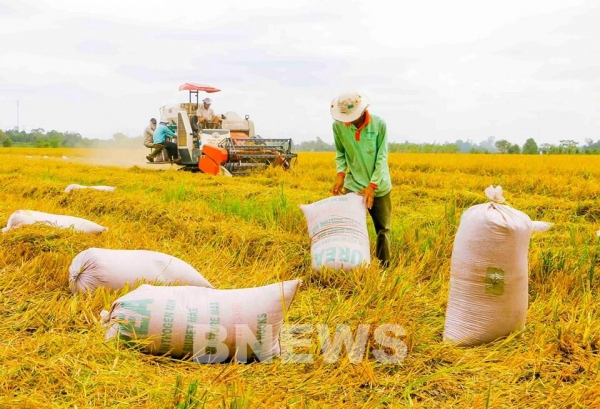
[300,193,370,271]
[443,186,552,346]
[101,280,301,363]
[64,184,116,193]
[69,248,213,293]
[2,210,107,234]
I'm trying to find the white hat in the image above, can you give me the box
[330,92,371,122]
[203,97,212,104]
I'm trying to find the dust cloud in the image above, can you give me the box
[73,147,175,170]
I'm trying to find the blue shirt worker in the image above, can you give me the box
[153,120,181,164]
[331,91,392,267]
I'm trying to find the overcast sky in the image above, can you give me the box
[1,0,598,145]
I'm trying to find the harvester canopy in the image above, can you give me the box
[178,83,221,93]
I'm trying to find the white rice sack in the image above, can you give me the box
[2,210,107,234]
[300,193,370,271]
[443,186,552,346]
[101,280,301,363]
[69,248,213,293]
[65,184,116,193]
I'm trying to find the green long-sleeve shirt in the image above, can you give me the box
[333,112,392,197]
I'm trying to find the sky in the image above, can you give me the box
[0,0,599,146]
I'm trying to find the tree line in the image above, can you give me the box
[293,136,600,154]
[0,128,142,148]
[2,127,600,154]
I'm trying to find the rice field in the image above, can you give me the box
[1,147,599,408]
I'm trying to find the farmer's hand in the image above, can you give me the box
[358,185,375,209]
[332,175,345,196]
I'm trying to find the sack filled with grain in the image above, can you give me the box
[64,184,116,193]
[101,280,301,363]
[300,193,370,271]
[2,210,107,234]
[69,248,213,293]
[443,186,552,346]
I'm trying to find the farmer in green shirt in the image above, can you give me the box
[330,91,392,267]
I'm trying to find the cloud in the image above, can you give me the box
[0,0,598,146]
[76,40,119,56]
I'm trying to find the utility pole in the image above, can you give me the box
[17,100,20,132]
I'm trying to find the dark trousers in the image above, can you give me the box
[368,192,392,267]
[145,143,164,159]
[163,141,178,160]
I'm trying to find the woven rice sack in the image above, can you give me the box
[64,184,116,193]
[2,210,107,234]
[443,186,552,346]
[101,280,301,363]
[69,248,213,293]
[300,193,370,271]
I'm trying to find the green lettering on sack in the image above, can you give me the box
[325,247,336,263]
[118,299,153,337]
[207,302,220,353]
[339,247,350,263]
[485,267,505,296]
[351,250,363,265]
[160,299,177,351]
[183,308,198,354]
[314,250,323,265]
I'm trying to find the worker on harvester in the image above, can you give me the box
[144,118,164,162]
[196,98,223,129]
[153,119,181,164]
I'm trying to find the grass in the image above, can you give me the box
[1,148,600,407]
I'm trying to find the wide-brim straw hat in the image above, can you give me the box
[330,91,371,122]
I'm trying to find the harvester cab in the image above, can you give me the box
[151,83,297,175]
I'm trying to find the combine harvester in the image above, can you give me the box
[151,83,297,176]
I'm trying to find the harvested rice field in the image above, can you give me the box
[1,147,600,408]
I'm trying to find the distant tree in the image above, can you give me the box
[388,141,460,153]
[2,137,12,147]
[80,138,94,148]
[61,131,83,147]
[34,138,50,148]
[495,139,511,154]
[454,139,474,153]
[583,138,600,154]
[539,143,553,154]
[48,137,61,148]
[6,128,27,143]
[508,144,521,154]
[522,138,539,154]
[294,137,335,152]
[549,145,563,154]
[113,133,128,144]
[479,136,496,152]
[559,140,579,154]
